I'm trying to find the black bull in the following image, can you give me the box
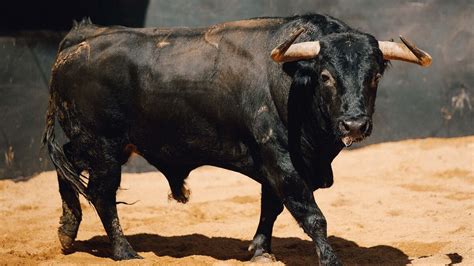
[43,14,429,265]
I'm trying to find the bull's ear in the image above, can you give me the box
[282,61,300,77]
[283,60,315,78]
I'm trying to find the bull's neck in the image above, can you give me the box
[288,85,339,152]
[286,81,343,185]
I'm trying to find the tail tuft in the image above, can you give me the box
[43,92,90,201]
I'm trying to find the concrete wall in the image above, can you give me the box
[0,0,472,178]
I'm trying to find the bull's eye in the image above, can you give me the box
[320,69,335,87]
[321,73,330,83]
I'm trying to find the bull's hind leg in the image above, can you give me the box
[249,184,283,262]
[57,142,85,251]
[86,138,142,260]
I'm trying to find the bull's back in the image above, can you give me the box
[51,22,277,166]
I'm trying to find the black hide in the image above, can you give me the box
[45,14,394,265]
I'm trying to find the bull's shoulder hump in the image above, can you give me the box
[62,16,287,47]
[136,17,285,38]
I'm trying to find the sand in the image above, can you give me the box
[0,136,473,265]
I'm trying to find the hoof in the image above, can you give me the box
[113,248,143,260]
[321,257,342,266]
[251,253,277,263]
[248,234,269,253]
[58,230,75,253]
[248,242,256,252]
[113,253,143,260]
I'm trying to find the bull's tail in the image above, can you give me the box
[42,88,90,201]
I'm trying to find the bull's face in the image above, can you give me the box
[271,28,431,147]
[317,34,386,146]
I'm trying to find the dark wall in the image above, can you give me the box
[0,32,61,178]
[1,0,149,31]
[0,0,151,178]
[0,0,472,178]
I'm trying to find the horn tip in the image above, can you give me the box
[399,35,433,67]
[420,56,433,67]
[270,49,281,62]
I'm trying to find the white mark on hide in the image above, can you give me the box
[53,41,90,70]
[76,41,91,60]
[157,32,172,49]
[204,25,220,49]
[157,41,170,48]
[257,105,269,115]
[260,128,273,144]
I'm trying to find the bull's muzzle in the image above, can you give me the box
[338,117,372,147]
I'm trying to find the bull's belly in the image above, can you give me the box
[129,125,259,180]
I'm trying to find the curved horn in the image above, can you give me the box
[271,28,321,62]
[378,36,432,67]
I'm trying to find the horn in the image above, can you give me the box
[378,36,432,67]
[271,28,321,62]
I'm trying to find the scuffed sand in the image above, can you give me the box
[0,137,473,265]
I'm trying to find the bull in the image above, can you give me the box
[43,14,431,265]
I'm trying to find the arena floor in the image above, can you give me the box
[1,137,472,265]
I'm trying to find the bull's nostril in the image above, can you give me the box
[339,121,350,133]
[340,118,369,136]
[364,121,373,135]
[360,121,368,133]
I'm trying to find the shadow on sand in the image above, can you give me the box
[73,233,412,265]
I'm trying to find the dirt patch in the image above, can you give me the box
[399,183,445,192]
[445,192,472,201]
[394,241,450,257]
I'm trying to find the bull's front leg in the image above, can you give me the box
[259,144,340,265]
[249,184,283,262]
[282,185,339,265]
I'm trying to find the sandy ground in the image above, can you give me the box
[0,137,473,265]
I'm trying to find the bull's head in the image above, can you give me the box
[272,28,431,147]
